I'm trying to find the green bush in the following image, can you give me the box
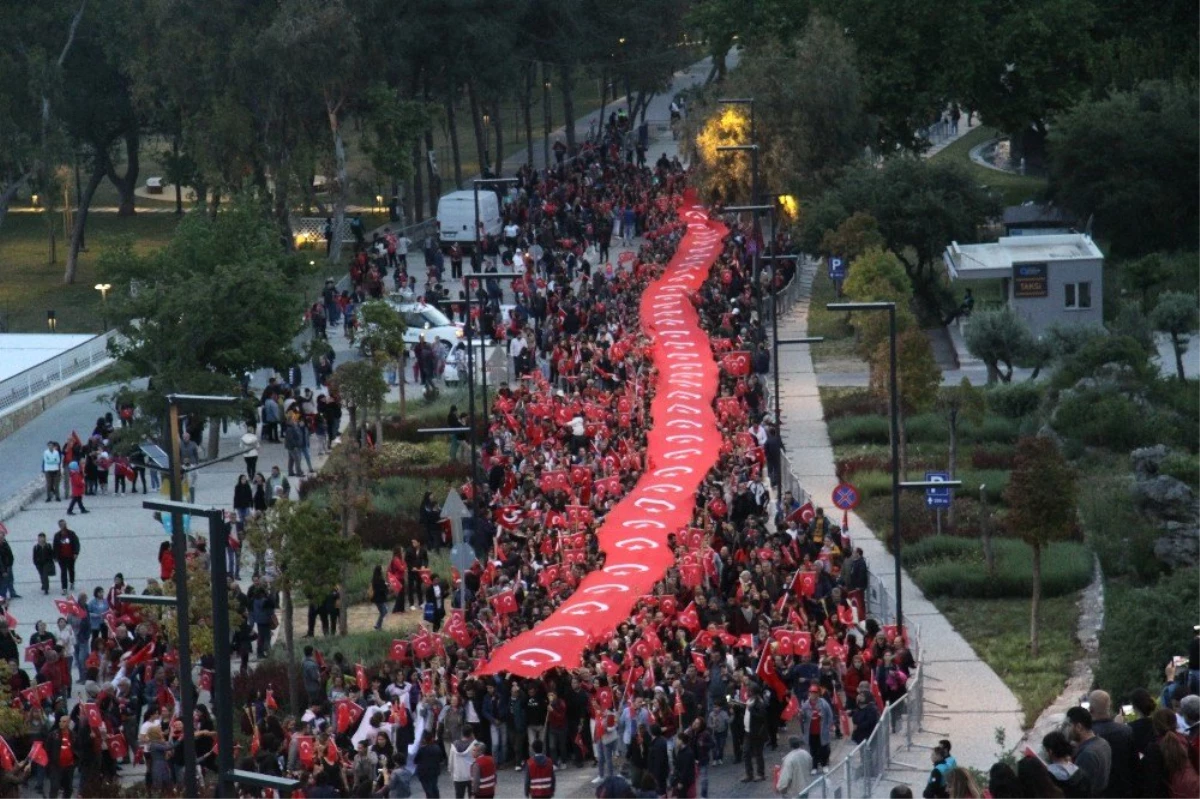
[1161,451,1200,490]
[906,536,1093,599]
[827,415,891,445]
[964,416,1022,444]
[1095,569,1199,703]
[1052,335,1156,390]
[905,413,949,444]
[852,470,893,500]
[986,382,1044,419]
[1053,392,1161,451]
[1078,479,1164,583]
[820,387,880,421]
[957,469,1011,502]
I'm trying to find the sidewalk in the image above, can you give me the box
[772,256,1024,780]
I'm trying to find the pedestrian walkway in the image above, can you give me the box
[772,256,1024,782]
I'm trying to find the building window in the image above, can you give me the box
[1064,281,1092,310]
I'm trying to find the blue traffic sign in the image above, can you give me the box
[828,256,846,281]
[832,482,860,511]
[925,471,952,508]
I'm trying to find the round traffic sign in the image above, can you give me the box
[832,482,861,511]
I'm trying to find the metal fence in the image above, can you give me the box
[0,331,116,416]
[765,254,812,507]
[797,571,926,798]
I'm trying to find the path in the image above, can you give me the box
[771,256,1025,785]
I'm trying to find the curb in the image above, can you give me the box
[0,477,46,525]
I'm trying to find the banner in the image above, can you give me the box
[477,199,727,677]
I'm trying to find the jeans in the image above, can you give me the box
[491,722,507,763]
[527,724,545,751]
[699,763,709,798]
[45,471,61,501]
[374,601,388,630]
[0,571,17,600]
[453,781,469,799]
[420,775,440,798]
[596,739,617,779]
[227,548,240,581]
[744,735,765,780]
[713,730,727,762]
[256,621,272,657]
[300,445,313,473]
[67,496,87,514]
[548,728,567,763]
[150,468,161,490]
[74,638,89,680]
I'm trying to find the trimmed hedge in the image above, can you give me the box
[986,382,1044,419]
[828,415,891,445]
[905,535,1093,599]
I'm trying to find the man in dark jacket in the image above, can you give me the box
[851,685,880,743]
[32,533,55,595]
[0,529,18,601]
[1086,691,1132,799]
[742,687,767,782]
[647,725,670,797]
[671,731,698,797]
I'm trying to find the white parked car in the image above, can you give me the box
[386,301,464,347]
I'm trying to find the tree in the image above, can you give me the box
[1005,435,1077,657]
[1149,291,1199,381]
[245,500,358,708]
[101,195,310,430]
[691,105,753,206]
[1048,81,1198,257]
[329,360,388,441]
[801,158,1000,313]
[357,301,409,427]
[1121,252,1199,314]
[819,212,885,265]
[963,307,1042,384]
[937,378,985,528]
[688,17,871,202]
[844,248,943,474]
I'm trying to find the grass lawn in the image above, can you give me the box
[807,269,862,369]
[937,594,1081,727]
[931,126,1049,207]
[0,212,180,333]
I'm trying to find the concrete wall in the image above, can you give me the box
[0,359,112,445]
[1009,258,1104,336]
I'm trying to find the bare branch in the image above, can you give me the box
[57,0,89,68]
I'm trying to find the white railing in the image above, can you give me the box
[0,332,116,416]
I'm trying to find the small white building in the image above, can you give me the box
[944,234,1104,336]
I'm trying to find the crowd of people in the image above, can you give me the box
[0,115,1194,799]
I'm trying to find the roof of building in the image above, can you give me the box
[945,234,1104,279]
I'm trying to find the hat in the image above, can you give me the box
[808,685,820,693]
[69,462,79,471]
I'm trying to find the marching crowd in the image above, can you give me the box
[0,115,1193,799]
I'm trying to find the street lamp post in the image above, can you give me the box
[715,147,762,321]
[94,283,111,332]
[543,79,552,171]
[482,113,491,175]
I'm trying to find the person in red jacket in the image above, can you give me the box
[66,463,88,516]
[47,714,76,798]
[471,741,497,798]
[524,739,555,798]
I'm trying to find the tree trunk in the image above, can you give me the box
[492,104,504,176]
[172,135,184,215]
[338,447,360,636]
[896,404,908,478]
[398,357,406,420]
[597,70,608,139]
[946,412,958,529]
[424,124,439,218]
[1029,541,1042,657]
[282,586,300,713]
[325,98,348,264]
[522,65,535,168]
[63,157,105,285]
[45,205,57,265]
[411,139,424,223]
[466,80,486,178]
[559,63,577,153]
[207,416,220,459]
[1172,334,1186,380]
[209,188,222,220]
[105,131,140,217]
[0,174,31,233]
[445,94,463,188]
[980,486,995,576]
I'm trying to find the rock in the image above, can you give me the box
[1153,521,1200,568]
[1131,445,1170,479]
[1132,475,1198,523]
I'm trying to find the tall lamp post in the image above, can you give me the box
[716,146,762,322]
[482,113,491,175]
[94,283,111,332]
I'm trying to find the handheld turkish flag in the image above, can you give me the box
[792,632,813,658]
[600,656,620,677]
[387,572,402,594]
[680,563,702,589]
[495,506,524,530]
[393,702,410,727]
[412,631,435,661]
[691,651,707,673]
[29,740,48,767]
[781,693,801,722]
[719,351,752,377]
[54,598,86,619]
[735,634,754,649]
[295,735,315,768]
[82,702,102,729]
[491,589,518,615]
[389,639,409,662]
[771,629,794,656]
[786,502,815,526]
[335,699,363,734]
[198,669,214,692]
[674,691,684,720]
[798,571,817,598]
[107,733,129,761]
[838,605,857,626]
[447,618,473,649]
[596,686,613,710]
[266,688,279,710]
[755,647,788,700]
[0,737,14,770]
[677,602,700,633]
[355,663,368,692]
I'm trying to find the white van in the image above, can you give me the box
[437,190,502,247]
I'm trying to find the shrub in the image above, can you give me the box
[1078,478,1164,583]
[964,416,1022,444]
[821,388,880,420]
[1052,335,1155,390]
[1053,392,1161,451]
[906,536,1093,599]
[836,453,893,480]
[905,413,949,444]
[986,382,1044,419]
[827,415,890,445]
[1095,569,1199,704]
[852,470,893,500]
[357,512,425,551]
[860,492,937,546]
[233,659,299,714]
[971,446,1016,470]
[957,469,1011,503]
[1161,451,1200,490]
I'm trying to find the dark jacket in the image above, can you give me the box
[33,542,55,573]
[414,742,444,780]
[52,528,80,561]
[1091,718,1133,799]
[851,702,880,744]
[648,735,670,795]
[671,743,697,794]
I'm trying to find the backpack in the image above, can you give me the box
[423,601,437,622]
